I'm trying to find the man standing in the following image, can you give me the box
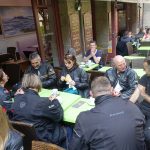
[69,77,146,150]
[25,52,57,89]
[105,55,138,100]
[84,40,102,65]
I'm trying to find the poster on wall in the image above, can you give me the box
[0,7,35,37]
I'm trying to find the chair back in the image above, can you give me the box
[101,53,108,66]
[10,120,37,150]
[126,42,133,55]
[32,140,65,150]
[7,47,17,61]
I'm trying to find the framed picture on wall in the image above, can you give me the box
[0,7,35,37]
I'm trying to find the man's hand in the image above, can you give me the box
[15,88,24,95]
[112,90,120,97]
[69,80,76,86]
[61,76,66,81]
[49,94,57,101]
[91,51,95,57]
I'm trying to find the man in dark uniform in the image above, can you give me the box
[105,55,138,100]
[25,52,57,89]
[69,76,146,150]
[130,57,150,149]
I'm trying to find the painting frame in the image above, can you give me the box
[0,6,35,37]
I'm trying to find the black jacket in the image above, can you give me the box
[59,65,90,98]
[11,89,65,145]
[5,130,23,150]
[105,67,138,99]
[0,86,13,112]
[25,62,57,89]
[69,95,146,150]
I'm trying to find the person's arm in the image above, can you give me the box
[84,54,92,62]
[121,70,138,99]
[92,54,101,64]
[139,84,150,103]
[40,98,63,122]
[69,116,88,150]
[129,87,140,103]
[75,69,89,90]
[0,90,13,111]
[42,64,57,88]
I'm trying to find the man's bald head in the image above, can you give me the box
[113,55,127,72]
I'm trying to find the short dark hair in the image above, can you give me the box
[89,40,97,45]
[29,52,40,61]
[64,53,77,66]
[91,76,111,96]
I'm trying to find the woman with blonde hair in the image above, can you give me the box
[0,106,23,150]
[11,73,66,147]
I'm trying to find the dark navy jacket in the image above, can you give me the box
[69,95,146,150]
[11,89,65,145]
[5,130,23,150]
[59,65,90,98]
[0,86,13,111]
[25,62,57,89]
[105,67,138,99]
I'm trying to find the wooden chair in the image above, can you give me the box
[132,59,144,69]
[10,120,38,150]
[32,140,65,150]
[101,53,108,66]
[126,42,134,55]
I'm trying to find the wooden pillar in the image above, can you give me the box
[51,0,64,65]
[111,1,118,57]
[31,0,45,61]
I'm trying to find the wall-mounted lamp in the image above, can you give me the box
[75,0,81,11]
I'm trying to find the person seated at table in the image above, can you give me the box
[142,28,150,40]
[105,55,138,100]
[116,31,134,56]
[0,106,23,150]
[69,76,146,150]
[130,57,150,149]
[59,53,90,98]
[0,69,14,115]
[84,40,103,66]
[11,73,66,147]
[25,52,57,89]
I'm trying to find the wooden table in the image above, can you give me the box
[63,98,94,123]
[80,63,99,71]
[1,59,29,85]
[124,56,145,68]
[39,88,81,111]
[133,69,145,78]
[137,46,150,56]
[98,66,112,73]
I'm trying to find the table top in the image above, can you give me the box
[133,69,145,78]
[63,98,94,123]
[124,56,146,60]
[98,66,112,73]
[137,46,150,51]
[81,64,99,71]
[1,59,29,65]
[39,88,81,110]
